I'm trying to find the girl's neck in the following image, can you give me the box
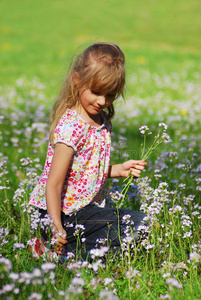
[71,104,103,127]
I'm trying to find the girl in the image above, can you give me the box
[29,42,147,261]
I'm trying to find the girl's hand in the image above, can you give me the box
[119,160,147,178]
[52,226,67,255]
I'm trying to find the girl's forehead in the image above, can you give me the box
[88,71,124,94]
[89,80,120,95]
[80,58,125,95]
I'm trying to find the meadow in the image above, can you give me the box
[1,0,201,299]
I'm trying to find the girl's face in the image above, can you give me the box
[78,88,115,117]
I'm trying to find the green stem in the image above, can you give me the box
[119,174,134,208]
[141,134,146,159]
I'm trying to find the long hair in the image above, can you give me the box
[49,42,126,144]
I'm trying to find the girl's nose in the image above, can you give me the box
[97,95,106,106]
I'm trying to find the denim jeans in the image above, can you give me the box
[39,204,147,260]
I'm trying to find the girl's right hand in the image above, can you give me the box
[46,143,74,255]
[52,226,67,255]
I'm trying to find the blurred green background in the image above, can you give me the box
[1,0,201,90]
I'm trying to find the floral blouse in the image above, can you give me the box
[29,109,112,215]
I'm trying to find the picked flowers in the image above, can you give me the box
[119,123,170,207]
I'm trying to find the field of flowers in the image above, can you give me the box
[0,61,201,299]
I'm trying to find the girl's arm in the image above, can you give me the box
[46,143,74,252]
[108,160,147,178]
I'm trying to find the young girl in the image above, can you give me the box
[29,42,147,261]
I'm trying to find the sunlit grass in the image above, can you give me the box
[0,61,201,298]
[1,0,201,86]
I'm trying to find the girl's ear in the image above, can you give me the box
[73,72,80,90]
[73,72,80,84]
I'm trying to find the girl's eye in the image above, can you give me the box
[107,93,116,98]
[92,90,101,96]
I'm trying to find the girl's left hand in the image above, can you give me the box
[120,160,147,178]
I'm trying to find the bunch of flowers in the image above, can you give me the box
[119,123,170,207]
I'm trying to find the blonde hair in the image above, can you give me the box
[49,42,126,144]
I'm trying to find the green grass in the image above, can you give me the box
[1,0,201,88]
[0,64,201,299]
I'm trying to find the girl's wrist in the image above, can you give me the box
[51,222,63,233]
[118,164,124,177]
[109,164,123,178]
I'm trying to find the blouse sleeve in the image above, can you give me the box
[53,111,86,152]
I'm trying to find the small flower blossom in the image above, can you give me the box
[159,123,168,130]
[188,252,201,263]
[41,262,56,273]
[89,259,105,272]
[183,230,192,239]
[162,273,171,279]
[13,287,20,295]
[160,294,171,299]
[13,242,25,251]
[91,277,101,288]
[99,290,119,300]
[71,277,85,286]
[122,214,134,225]
[1,283,15,294]
[28,292,42,300]
[145,244,155,250]
[9,272,19,281]
[161,132,171,143]
[139,125,150,135]
[19,272,33,284]
[166,278,182,290]
[126,268,141,280]
[0,257,12,272]
[32,268,42,277]
[104,278,113,285]
[96,238,108,245]
[90,246,109,259]
[74,224,85,236]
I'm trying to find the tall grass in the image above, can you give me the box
[0,60,201,298]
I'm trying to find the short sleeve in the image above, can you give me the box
[53,111,86,152]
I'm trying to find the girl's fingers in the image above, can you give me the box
[134,165,144,170]
[131,170,141,177]
[130,165,144,173]
[128,160,147,168]
[56,241,66,247]
[55,237,67,245]
[54,241,66,254]
[51,231,67,254]
[55,246,63,255]
[136,160,147,166]
[130,167,144,177]
[53,236,67,253]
